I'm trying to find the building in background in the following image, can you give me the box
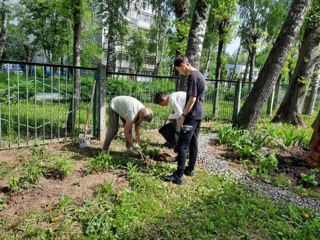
[101,3,156,75]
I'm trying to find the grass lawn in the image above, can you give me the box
[0,131,319,239]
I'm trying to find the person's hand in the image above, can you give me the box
[178,116,185,127]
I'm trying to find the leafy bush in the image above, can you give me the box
[300,173,318,187]
[258,153,278,175]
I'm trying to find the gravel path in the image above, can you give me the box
[197,133,320,212]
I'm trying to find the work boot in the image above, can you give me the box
[162,171,184,185]
[184,166,195,176]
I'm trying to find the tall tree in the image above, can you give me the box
[97,0,129,71]
[210,0,238,117]
[272,1,320,126]
[233,0,312,130]
[67,0,83,132]
[173,0,190,54]
[19,0,72,63]
[303,56,320,115]
[0,0,8,58]
[176,0,211,91]
[126,29,148,74]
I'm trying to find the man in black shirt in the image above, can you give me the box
[163,56,206,184]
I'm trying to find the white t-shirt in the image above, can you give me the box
[168,91,186,119]
[110,96,144,122]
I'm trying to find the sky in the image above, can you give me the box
[226,37,241,55]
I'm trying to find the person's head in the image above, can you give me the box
[138,108,153,123]
[153,92,169,106]
[174,55,191,75]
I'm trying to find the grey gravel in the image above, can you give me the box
[197,133,320,212]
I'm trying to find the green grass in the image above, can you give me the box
[1,162,319,239]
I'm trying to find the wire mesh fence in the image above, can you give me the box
[1,61,319,149]
[0,60,96,149]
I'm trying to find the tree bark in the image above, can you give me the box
[242,54,250,82]
[107,27,117,72]
[67,0,82,133]
[248,38,257,91]
[233,0,312,130]
[173,0,190,45]
[303,57,320,115]
[176,0,210,91]
[0,0,8,58]
[272,25,320,126]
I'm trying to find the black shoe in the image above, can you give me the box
[162,172,184,185]
[184,167,195,176]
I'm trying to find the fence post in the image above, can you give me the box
[232,79,242,121]
[212,80,219,118]
[96,64,107,141]
[267,85,275,116]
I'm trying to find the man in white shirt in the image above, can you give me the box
[102,96,153,152]
[153,91,186,121]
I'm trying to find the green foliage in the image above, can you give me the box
[24,161,43,183]
[8,176,20,192]
[105,77,175,102]
[86,153,113,173]
[300,172,318,187]
[19,0,72,63]
[280,127,307,147]
[126,29,148,73]
[45,157,73,179]
[258,153,279,175]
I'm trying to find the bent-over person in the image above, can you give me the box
[102,96,153,152]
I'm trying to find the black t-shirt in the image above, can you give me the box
[186,70,206,120]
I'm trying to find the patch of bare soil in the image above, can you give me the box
[0,160,128,217]
[0,141,129,218]
[274,146,320,182]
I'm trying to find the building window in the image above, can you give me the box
[118,67,129,73]
[117,53,130,62]
[144,56,156,65]
[141,69,154,75]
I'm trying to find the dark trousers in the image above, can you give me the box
[176,117,201,177]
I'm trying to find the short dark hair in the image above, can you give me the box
[153,92,166,104]
[174,55,188,67]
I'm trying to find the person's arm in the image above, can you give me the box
[124,121,134,147]
[134,121,141,144]
[178,96,197,127]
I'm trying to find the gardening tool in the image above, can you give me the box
[79,80,97,148]
[135,147,148,160]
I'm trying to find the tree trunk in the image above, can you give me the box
[215,38,224,81]
[107,27,117,72]
[242,54,250,82]
[67,0,82,133]
[173,0,190,45]
[0,0,8,58]
[176,0,210,91]
[272,25,320,126]
[272,74,282,110]
[248,39,257,91]
[306,110,320,168]
[233,0,312,130]
[204,45,212,74]
[303,57,320,115]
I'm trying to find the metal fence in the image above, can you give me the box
[1,61,318,149]
[0,60,96,149]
